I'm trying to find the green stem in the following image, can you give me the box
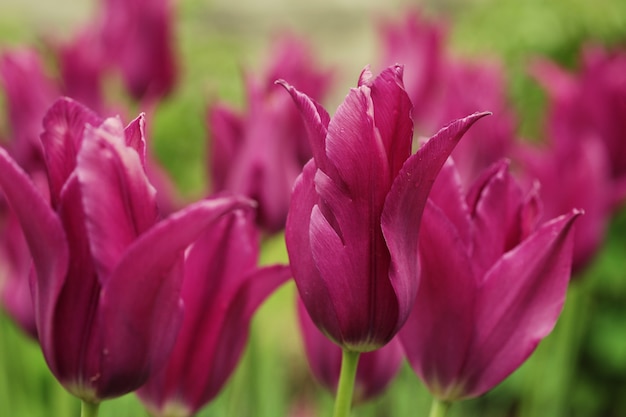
[332,349,361,417]
[80,400,100,417]
[428,397,451,417]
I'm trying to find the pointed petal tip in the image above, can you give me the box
[274,78,291,89]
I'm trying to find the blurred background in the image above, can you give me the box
[1,0,626,416]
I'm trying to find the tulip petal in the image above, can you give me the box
[207,103,244,191]
[428,158,472,246]
[400,200,476,398]
[462,210,581,398]
[466,159,524,278]
[310,164,399,348]
[0,147,68,358]
[184,264,290,411]
[98,196,253,396]
[77,118,159,281]
[40,97,102,205]
[275,80,330,170]
[382,112,490,329]
[286,161,344,344]
[52,174,102,392]
[123,113,147,166]
[363,64,413,178]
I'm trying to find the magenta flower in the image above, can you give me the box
[98,0,178,101]
[137,209,291,417]
[297,296,403,403]
[0,48,57,337]
[280,64,489,351]
[399,159,580,401]
[436,60,517,186]
[56,28,108,113]
[0,48,58,168]
[531,45,626,207]
[207,35,331,233]
[378,10,446,127]
[378,12,516,187]
[516,137,611,274]
[0,97,250,403]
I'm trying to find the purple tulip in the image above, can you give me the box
[516,137,611,274]
[378,10,446,128]
[531,45,626,207]
[96,0,177,102]
[399,159,580,401]
[207,35,331,233]
[379,12,516,187]
[0,97,251,402]
[280,64,489,351]
[297,296,403,403]
[0,48,57,337]
[56,28,108,113]
[437,60,517,186]
[0,48,58,168]
[136,209,291,417]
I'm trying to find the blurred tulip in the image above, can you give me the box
[0,97,251,403]
[378,10,446,127]
[280,64,489,351]
[516,136,611,274]
[379,12,517,187]
[56,28,108,113]
[207,35,332,233]
[137,209,291,417]
[297,296,403,403]
[99,0,178,102]
[531,45,626,207]
[0,48,58,169]
[0,48,56,337]
[399,159,580,401]
[437,61,517,186]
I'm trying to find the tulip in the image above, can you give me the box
[207,35,331,233]
[531,45,626,207]
[378,10,446,128]
[280,64,488,351]
[280,64,488,417]
[136,209,291,417]
[399,159,580,411]
[379,12,516,187]
[56,28,108,113]
[516,137,611,274]
[0,48,58,169]
[0,49,56,337]
[435,60,517,186]
[297,296,403,404]
[98,0,178,102]
[0,97,251,411]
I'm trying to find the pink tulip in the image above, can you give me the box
[207,35,331,233]
[0,48,58,168]
[516,136,611,274]
[0,97,251,402]
[399,159,580,401]
[437,60,517,186]
[98,0,178,101]
[378,10,446,127]
[137,209,291,417]
[531,45,626,207]
[280,64,489,350]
